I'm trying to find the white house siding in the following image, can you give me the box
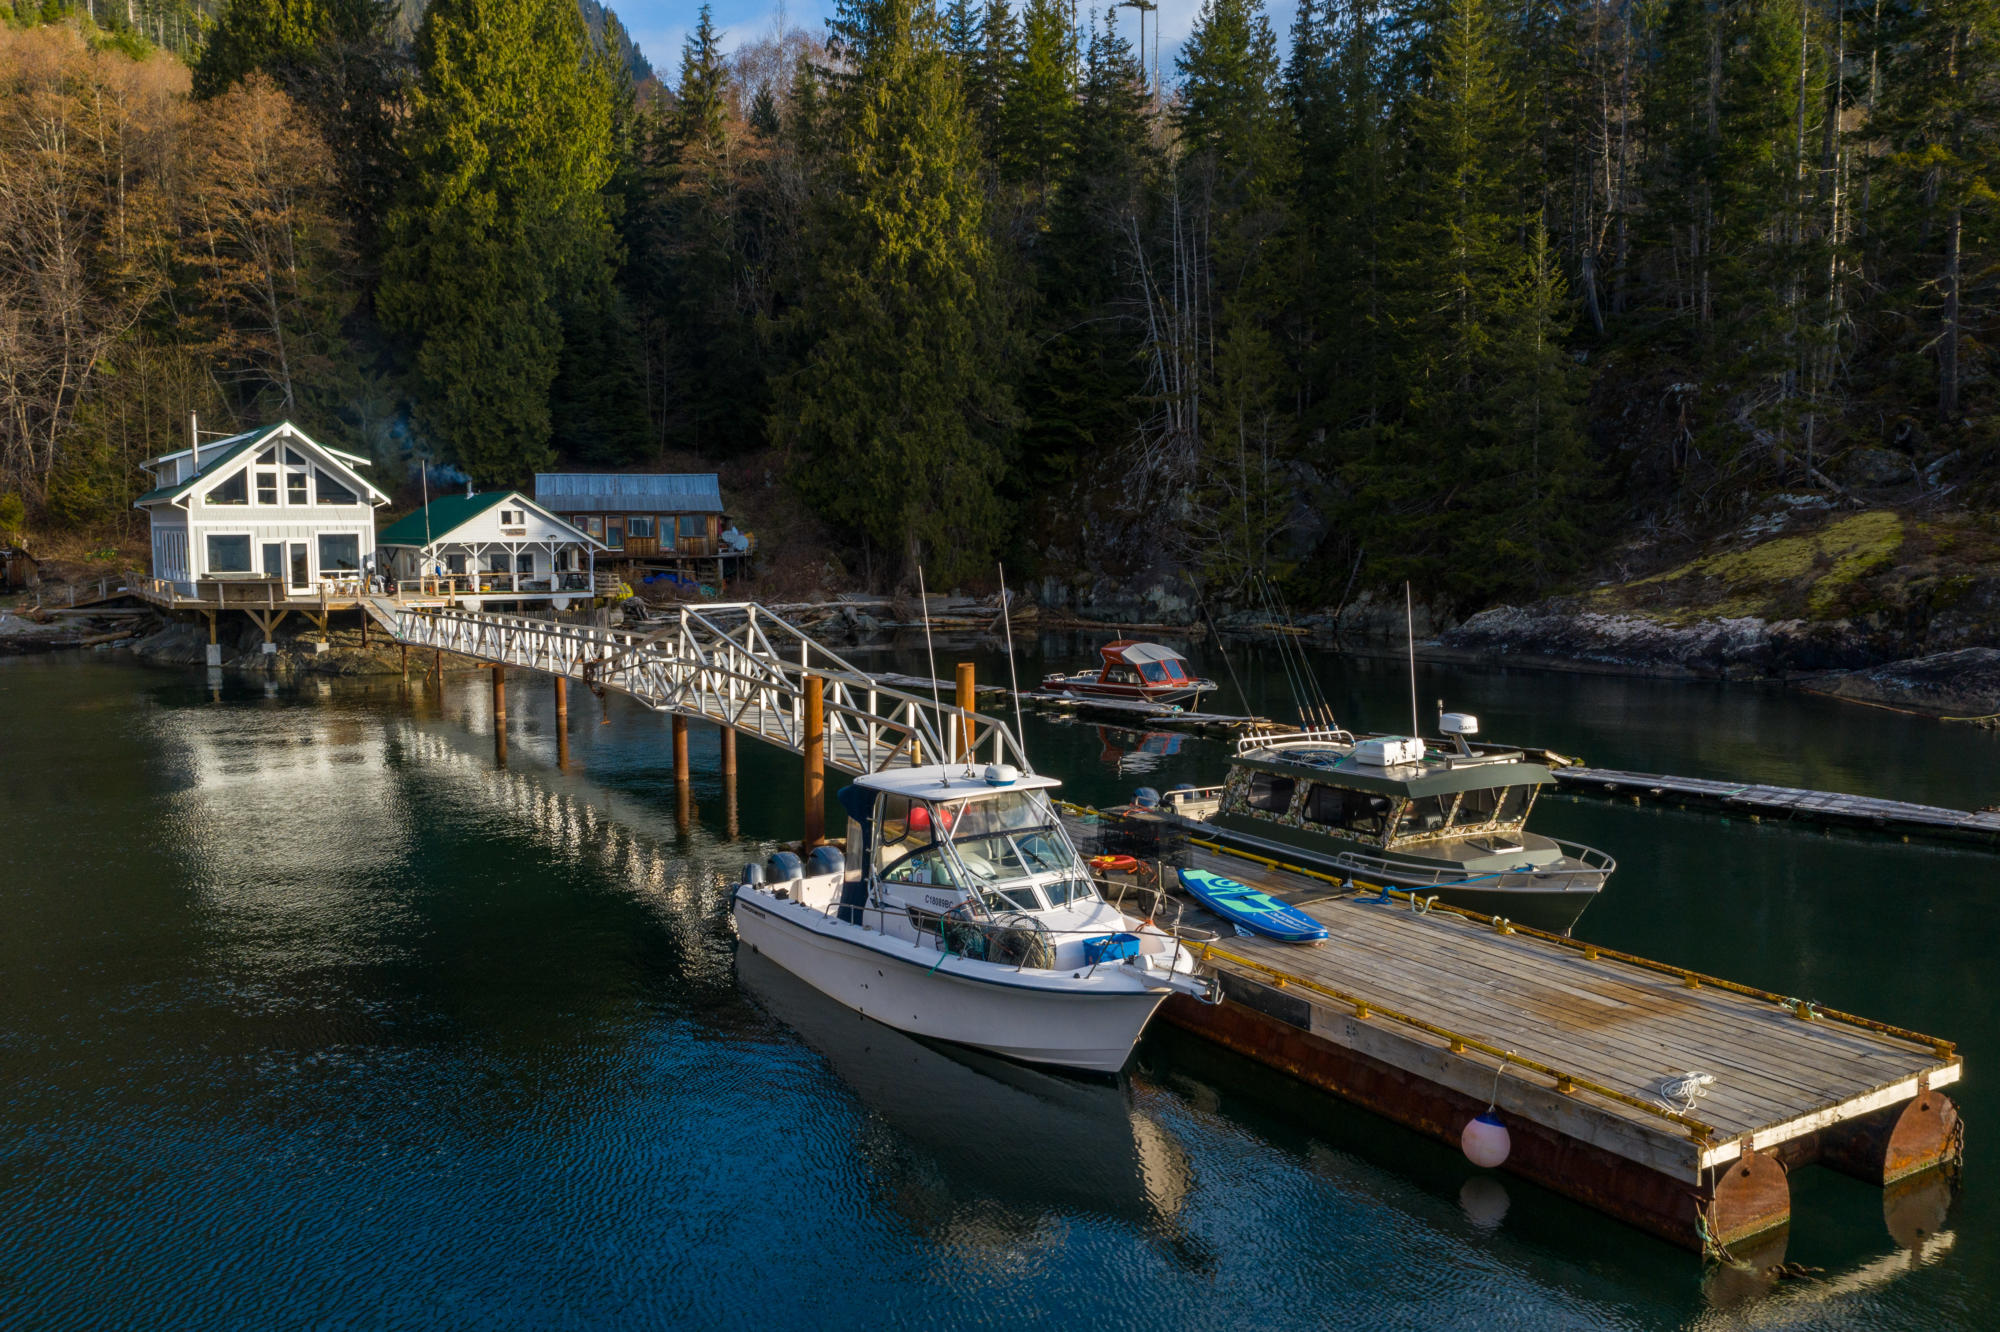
[150,514,190,588]
[139,424,385,593]
[186,512,375,585]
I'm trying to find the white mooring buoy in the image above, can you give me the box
[1461,1112,1511,1169]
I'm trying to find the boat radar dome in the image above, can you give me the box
[984,763,1021,786]
[1439,713,1480,736]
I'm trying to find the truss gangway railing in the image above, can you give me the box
[390,601,1029,778]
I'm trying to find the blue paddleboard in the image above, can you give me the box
[1177,868,1329,944]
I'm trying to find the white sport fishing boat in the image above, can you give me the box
[732,762,1219,1074]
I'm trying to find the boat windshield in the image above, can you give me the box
[939,790,1096,913]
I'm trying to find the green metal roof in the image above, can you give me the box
[375,491,516,547]
[131,436,264,507]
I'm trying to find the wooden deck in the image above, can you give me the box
[1060,808,1963,1250]
[1555,766,2000,844]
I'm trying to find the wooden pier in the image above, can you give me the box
[1062,808,1963,1255]
[1554,766,2000,845]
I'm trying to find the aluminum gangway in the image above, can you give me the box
[388,601,1027,777]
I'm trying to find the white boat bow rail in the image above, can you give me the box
[393,601,1030,776]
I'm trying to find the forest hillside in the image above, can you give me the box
[3,0,1997,648]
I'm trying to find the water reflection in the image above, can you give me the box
[737,947,1191,1235]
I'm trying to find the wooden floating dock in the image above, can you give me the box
[1554,766,2000,846]
[1060,808,1964,1255]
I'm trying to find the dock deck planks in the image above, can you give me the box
[1061,810,1960,1182]
[1554,766,2000,842]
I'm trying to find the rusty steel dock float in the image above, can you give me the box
[1060,807,1963,1256]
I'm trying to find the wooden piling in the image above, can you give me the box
[555,675,568,725]
[400,643,409,679]
[956,661,976,761]
[673,713,690,785]
[803,674,825,846]
[491,665,506,724]
[720,725,736,777]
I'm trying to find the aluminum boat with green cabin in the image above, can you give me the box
[1131,713,1614,934]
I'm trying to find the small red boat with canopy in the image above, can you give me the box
[1042,640,1218,707]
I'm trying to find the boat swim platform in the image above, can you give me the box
[1058,807,1963,1256]
[1553,766,2000,846]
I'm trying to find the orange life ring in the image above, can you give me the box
[1089,854,1140,875]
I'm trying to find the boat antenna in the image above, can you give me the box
[1265,574,1335,730]
[917,564,948,785]
[997,562,1028,771]
[1405,580,1420,740]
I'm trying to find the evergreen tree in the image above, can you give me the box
[776,0,1018,582]
[996,0,1078,190]
[1013,13,1154,511]
[192,0,406,261]
[378,0,620,484]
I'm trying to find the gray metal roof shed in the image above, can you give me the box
[534,473,724,514]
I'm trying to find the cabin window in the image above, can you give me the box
[205,472,248,505]
[317,534,360,573]
[1401,794,1458,837]
[1105,665,1141,685]
[606,518,624,548]
[1453,787,1505,826]
[1244,771,1297,815]
[286,471,309,504]
[1303,784,1394,837]
[255,470,278,505]
[1138,661,1169,683]
[627,516,654,538]
[1496,786,1534,823]
[314,470,358,505]
[875,794,945,872]
[205,534,252,572]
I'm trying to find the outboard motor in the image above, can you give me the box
[1132,786,1161,810]
[807,845,846,877]
[742,861,765,885]
[766,850,802,883]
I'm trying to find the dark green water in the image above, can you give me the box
[2,637,1995,1329]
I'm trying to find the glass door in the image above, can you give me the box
[262,542,284,580]
[288,542,310,592]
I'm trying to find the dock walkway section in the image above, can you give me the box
[1059,809,1963,1254]
[1554,766,2000,845]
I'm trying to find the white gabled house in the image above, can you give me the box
[374,488,606,605]
[134,422,389,597]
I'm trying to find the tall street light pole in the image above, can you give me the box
[1115,0,1159,102]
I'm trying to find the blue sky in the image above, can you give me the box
[613,0,1219,88]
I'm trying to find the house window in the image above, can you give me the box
[445,554,466,575]
[499,508,522,526]
[256,446,277,464]
[678,514,705,542]
[583,516,603,538]
[205,472,248,504]
[255,470,278,505]
[627,516,654,538]
[314,470,358,505]
[317,533,360,573]
[517,551,537,575]
[484,552,512,573]
[606,518,624,549]
[206,534,253,572]
[286,471,309,504]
